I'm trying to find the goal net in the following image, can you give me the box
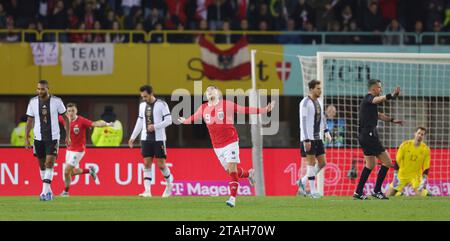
[299,52,450,196]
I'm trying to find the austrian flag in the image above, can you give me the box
[199,35,251,80]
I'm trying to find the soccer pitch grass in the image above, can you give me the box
[0,196,449,221]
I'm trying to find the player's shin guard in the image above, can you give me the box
[42,168,54,194]
[143,168,152,193]
[307,165,316,194]
[355,167,372,195]
[374,166,389,193]
[229,172,239,198]
[237,167,249,178]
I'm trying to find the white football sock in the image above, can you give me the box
[307,165,316,194]
[143,168,152,193]
[42,168,54,194]
[161,166,172,182]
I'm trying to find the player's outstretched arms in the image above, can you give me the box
[92,120,113,127]
[372,86,401,104]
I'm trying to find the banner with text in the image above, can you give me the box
[0,148,449,196]
[61,43,114,75]
[30,42,58,66]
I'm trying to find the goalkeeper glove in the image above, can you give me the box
[418,175,428,191]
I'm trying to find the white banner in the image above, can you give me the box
[61,43,114,75]
[30,42,58,66]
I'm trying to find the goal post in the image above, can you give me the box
[304,52,450,196]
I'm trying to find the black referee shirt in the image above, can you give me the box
[358,93,378,131]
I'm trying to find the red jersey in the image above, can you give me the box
[183,100,267,148]
[59,115,93,152]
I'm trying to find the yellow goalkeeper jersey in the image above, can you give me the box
[396,140,430,179]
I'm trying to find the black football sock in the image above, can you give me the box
[374,165,389,193]
[355,167,372,195]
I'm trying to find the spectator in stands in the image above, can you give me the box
[424,20,447,45]
[103,10,116,29]
[144,8,163,31]
[254,3,273,30]
[106,20,125,43]
[166,0,188,29]
[362,1,384,44]
[70,22,90,43]
[301,21,321,44]
[105,21,125,43]
[73,0,85,20]
[150,22,164,43]
[124,6,144,29]
[413,20,424,44]
[132,21,146,43]
[426,0,445,31]
[10,115,34,147]
[383,19,405,45]
[84,1,96,30]
[379,0,397,22]
[339,5,353,30]
[91,106,123,147]
[214,20,232,44]
[348,19,362,44]
[122,0,141,17]
[49,0,68,42]
[291,0,315,30]
[326,20,347,44]
[231,18,249,43]
[3,17,19,42]
[278,18,301,44]
[312,0,337,31]
[207,0,232,30]
[0,3,7,28]
[25,21,37,42]
[169,23,192,43]
[68,7,79,29]
[92,20,105,42]
[252,21,274,43]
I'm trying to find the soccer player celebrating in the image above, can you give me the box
[25,80,71,201]
[59,103,113,197]
[387,127,431,197]
[129,85,173,198]
[353,79,403,200]
[178,85,275,207]
[297,80,332,198]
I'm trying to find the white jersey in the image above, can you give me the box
[131,99,172,141]
[26,95,66,141]
[299,96,327,142]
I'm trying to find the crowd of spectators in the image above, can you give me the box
[0,0,449,44]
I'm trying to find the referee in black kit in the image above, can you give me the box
[353,79,403,200]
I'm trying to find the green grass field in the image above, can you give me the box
[0,196,449,221]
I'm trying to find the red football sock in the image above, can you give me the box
[237,167,249,178]
[229,172,239,198]
[64,187,69,192]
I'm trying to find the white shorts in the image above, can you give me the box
[213,142,240,170]
[65,151,85,167]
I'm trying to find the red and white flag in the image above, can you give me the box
[199,35,250,81]
[276,61,291,81]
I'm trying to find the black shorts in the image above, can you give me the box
[358,129,385,156]
[33,140,59,159]
[300,140,325,157]
[141,140,167,159]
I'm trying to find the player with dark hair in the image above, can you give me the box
[25,80,71,201]
[297,80,332,198]
[59,103,113,197]
[388,127,431,197]
[178,85,275,207]
[129,85,174,198]
[353,79,403,200]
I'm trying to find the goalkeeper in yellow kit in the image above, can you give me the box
[388,127,431,197]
